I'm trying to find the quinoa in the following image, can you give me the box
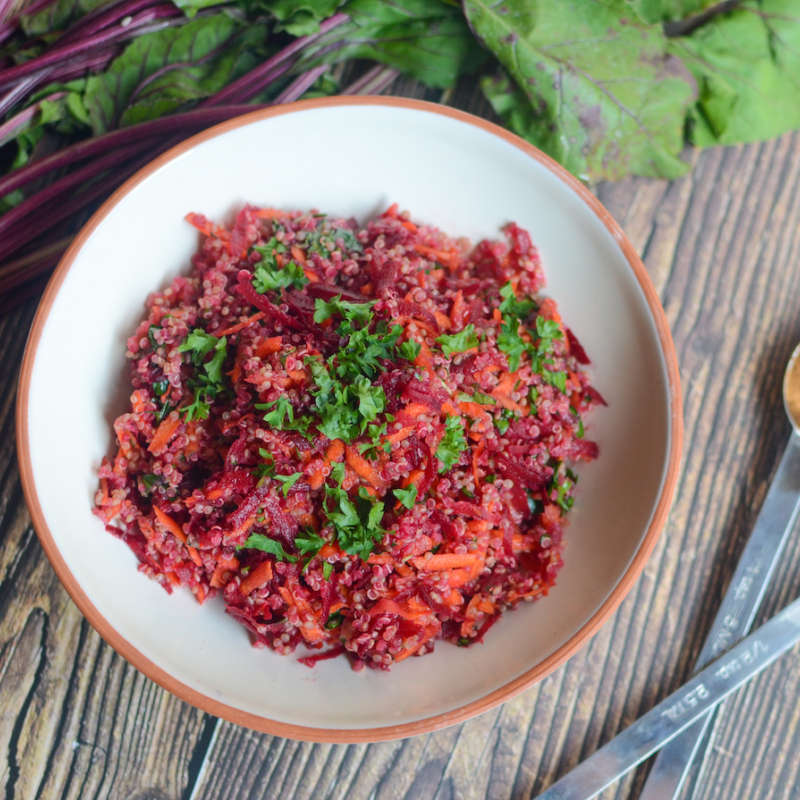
[94,203,604,671]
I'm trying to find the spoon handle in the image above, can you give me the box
[638,431,800,799]
[533,596,800,800]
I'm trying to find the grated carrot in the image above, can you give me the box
[215,311,264,337]
[411,553,481,571]
[240,560,273,594]
[153,505,186,542]
[255,336,283,358]
[149,412,181,455]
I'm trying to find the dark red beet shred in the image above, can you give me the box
[94,203,603,671]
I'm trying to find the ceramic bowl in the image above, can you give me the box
[17,97,682,742]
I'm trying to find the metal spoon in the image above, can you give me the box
[537,343,800,799]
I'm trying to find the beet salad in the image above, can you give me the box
[95,204,604,671]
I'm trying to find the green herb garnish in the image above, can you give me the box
[436,414,467,473]
[435,324,478,356]
[393,485,418,509]
[177,329,228,421]
[239,534,298,562]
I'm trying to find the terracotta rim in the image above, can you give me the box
[16,96,683,743]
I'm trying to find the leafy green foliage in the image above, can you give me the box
[398,339,421,361]
[393,485,418,509]
[436,414,467,473]
[83,14,264,133]
[274,472,302,496]
[239,533,298,561]
[322,483,385,559]
[178,329,228,420]
[256,396,313,436]
[294,528,327,555]
[627,0,719,23]
[242,0,342,35]
[19,0,108,36]
[435,324,478,356]
[293,0,485,89]
[252,238,308,292]
[550,463,577,512]
[495,282,564,372]
[469,0,696,181]
[303,298,408,442]
[668,1,800,147]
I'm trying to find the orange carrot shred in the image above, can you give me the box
[149,412,181,455]
[240,560,273,595]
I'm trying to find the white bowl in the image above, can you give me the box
[17,97,682,742]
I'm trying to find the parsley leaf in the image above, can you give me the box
[295,528,326,556]
[253,258,307,293]
[256,396,294,427]
[497,317,528,372]
[543,368,567,393]
[178,329,220,363]
[239,534,298,562]
[274,472,302,497]
[393,485,418,509]
[256,396,313,436]
[304,300,402,443]
[251,238,307,293]
[499,282,535,320]
[398,339,421,361]
[551,462,576,512]
[178,329,228,421]
[494,408,517,434]
[313,296,374,326]
[323,484,385,560]
[324,607,341,626]
[352,375,385,423]
[435,324,479,356]
[535,315,563,353]
[322,562,334,581]
[436,415,467,473]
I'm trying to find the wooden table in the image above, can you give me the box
[2,80,799,800]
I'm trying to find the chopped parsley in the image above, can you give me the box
[398,339,421,361]
[251,237,308,293]
[494,408,517,435]
[322,562,334,580]
[303,298,408,443]
[322,483,385,560]
[570,406,585,438]
[435,324,478,356]
[295,528,326,556]
[358,421,390,461]
[147,324,160,349]
[535,316,563,353]
[543,368,568,394]
[436,414,467,473]
[300,222,362,258]
[256,396,313,436]
[152,378,169,396]
[325,609,342,628]
[393,485,418,509]
[274,472,302,497]
[239,533,297,562]
[140,473,164,495]
[496,282,563,373]
[499,282,536,319]
[551,463,577,512]
[177,329,228,421]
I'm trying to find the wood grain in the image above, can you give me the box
[2,79,800,800]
